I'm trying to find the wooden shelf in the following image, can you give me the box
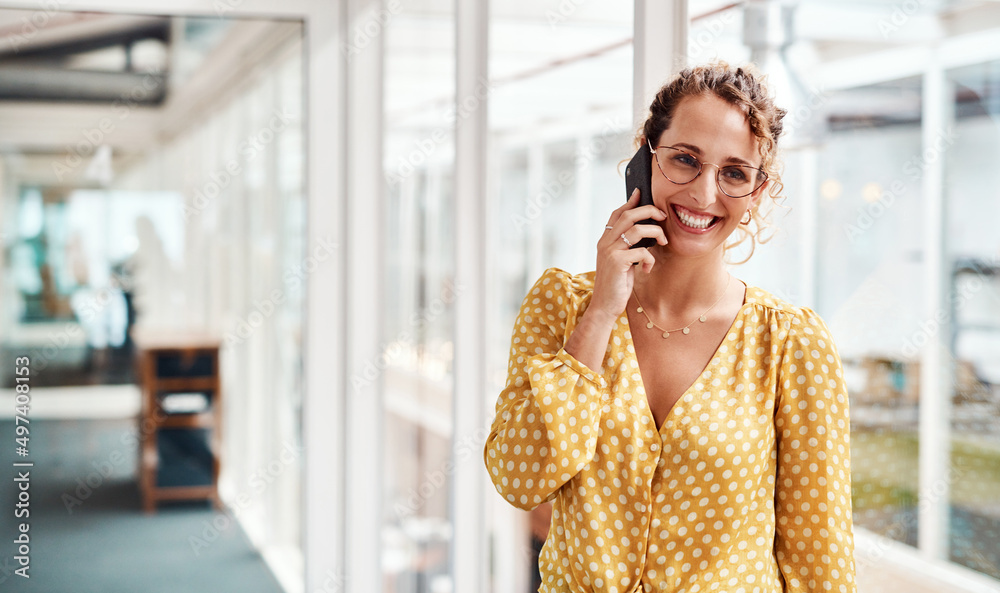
[135,335,222,513]
[153,377,217,392]
[156,413,216,429]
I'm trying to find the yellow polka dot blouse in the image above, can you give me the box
[485,268,856,593]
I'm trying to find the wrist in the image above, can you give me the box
[564,305,617,373]
[582,302,621,331]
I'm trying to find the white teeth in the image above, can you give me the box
[676,208,715,230]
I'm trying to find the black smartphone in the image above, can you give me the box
[624,145,657,249]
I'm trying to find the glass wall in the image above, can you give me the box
[487,2,634,588]
[111,20,306,588]
[2,187,184,385]
[0,9,305,592]
[802,25,1000,588]
[382,4,457,591]
[944,61,1000,578]
[12,2,998,591]
[679,0,1000,585]
[678,1,990,585]
[816,77,924,549]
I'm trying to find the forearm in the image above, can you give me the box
[486,267,614,510]
[485,349,607,509]
[564,306,618,373]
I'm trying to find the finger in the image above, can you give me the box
[640,249,656,273]
[622,247,656,272]
[610,210,666,243]
[628,187,640,205]
[613,230,635,250]
[626,222,668,246]
[618,204,668,227]
[611,246,655,272]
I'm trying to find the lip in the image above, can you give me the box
[671,204,722,234]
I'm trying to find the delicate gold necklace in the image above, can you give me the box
[632,274,732,338]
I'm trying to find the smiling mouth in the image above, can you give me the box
[672,205,721,231]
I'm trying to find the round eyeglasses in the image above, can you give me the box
[649,141,768,198]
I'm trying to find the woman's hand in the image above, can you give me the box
[590,188,668,323]
[565,189,666,371]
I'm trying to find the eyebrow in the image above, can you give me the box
[669,143,755,167]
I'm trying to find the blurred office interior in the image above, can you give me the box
[0,0,999,592]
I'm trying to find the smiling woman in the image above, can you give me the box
[485,62,857,593]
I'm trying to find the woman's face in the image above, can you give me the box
[650,93,766,259]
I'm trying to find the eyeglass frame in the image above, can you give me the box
[647,140,768,199]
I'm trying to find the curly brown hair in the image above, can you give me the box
[637,61,787,263]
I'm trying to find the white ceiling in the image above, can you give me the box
[2,0,1000,173]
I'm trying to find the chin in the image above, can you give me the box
[662,240,726,260]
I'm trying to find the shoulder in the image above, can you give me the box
[516,267,595,331]
[528,267,595,297]
[742,284,798,316]
[744,284,838,356]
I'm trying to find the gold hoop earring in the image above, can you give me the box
[740,210,752,225]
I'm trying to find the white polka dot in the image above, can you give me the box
[486,275,852,591]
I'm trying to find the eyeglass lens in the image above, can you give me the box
[654,147,765,198]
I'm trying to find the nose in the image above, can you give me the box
[689,163,723,207]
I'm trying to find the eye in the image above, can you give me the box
[672,152,699,168]
[721,166,749,182]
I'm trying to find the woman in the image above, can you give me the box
[484,62,856,593]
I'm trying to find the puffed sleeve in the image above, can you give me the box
[484,268,609,510]
[774,307,857,593]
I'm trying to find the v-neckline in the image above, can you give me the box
[622,281,753,434]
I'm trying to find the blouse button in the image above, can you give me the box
[650,443,659,452]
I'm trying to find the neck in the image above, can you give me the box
[632,247,731,320]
